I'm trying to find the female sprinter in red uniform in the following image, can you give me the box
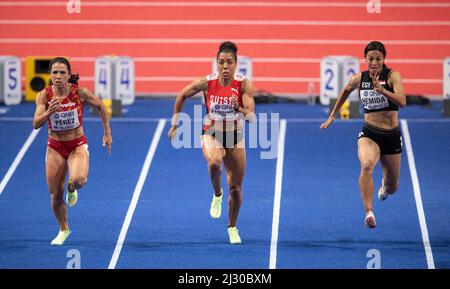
[320,41,406,228]
[168,42,255,244]
[33,57,112,245]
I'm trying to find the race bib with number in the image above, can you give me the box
[360,90,389,111]
[209,102,237,121]
[50,108,80,131]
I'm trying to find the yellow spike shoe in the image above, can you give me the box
[66,190,78,207]
[227,227,242,244]
[51,229,71,246]
[209,189,223,219]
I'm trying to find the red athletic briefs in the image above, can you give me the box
[47,135,88,160]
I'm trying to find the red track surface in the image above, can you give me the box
[0,0,449,97]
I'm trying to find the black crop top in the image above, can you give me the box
[359,68,398,113]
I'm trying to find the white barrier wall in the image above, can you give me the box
[114,57,135,105]
[320,57,340,106]
[342,57,360,101]
[444,57,450,99]
[320,56,360,105]
[95,56,135,105]
[0,56,21,105]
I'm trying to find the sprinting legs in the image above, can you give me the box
[379,154,401,198]
[46,147,69,232]
[223,146,245,228]
[357,137,380,214]
[202,135,225,197]
[46,144,89,244]
[67,145,89,193]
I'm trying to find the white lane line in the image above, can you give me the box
[0,2,449,8]
[0,128,41,196]
[3,118,450,123]
[2,20,450,26]
[1,38,449,45]
[269,119,287,269]
[400,119,435,269]
[108,119,166,269]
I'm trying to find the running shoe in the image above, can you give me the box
[227,227,242,244]
[378,186,389,201]
[66,189,78,207]
[364,210,376,228]
[51,229,71,246]
[210,189,223,219]
[377,179,389,201]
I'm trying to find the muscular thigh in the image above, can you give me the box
[358,137,381,166]
[46,147,68,191]
[223,148,246,186]
[68,144,89,181]
[201,135,226,163]
[380,153,401,186]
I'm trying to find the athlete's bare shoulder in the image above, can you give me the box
[346,73,361,91]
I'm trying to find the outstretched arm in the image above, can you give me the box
[168,77,207,140]
[320,73,361,129]
[79,87,112,154]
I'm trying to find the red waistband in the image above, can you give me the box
[47,135,88,159]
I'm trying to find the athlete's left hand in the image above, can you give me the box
[103,133,112,154]
[231,95,240,111]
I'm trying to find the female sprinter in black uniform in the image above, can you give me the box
[320,41,406,228]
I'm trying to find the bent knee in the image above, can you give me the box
[208,160,222,173]
[50,193,64,204]
[360,161,376,174]
[70,177,87,189]
[228,185,242,197]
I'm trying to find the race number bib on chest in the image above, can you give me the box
[209,102,236,121]
[360,90,389,110]
[50,108,80,131]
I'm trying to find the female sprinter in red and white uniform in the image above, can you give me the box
[33,57,112,245]
[168,42,255,244]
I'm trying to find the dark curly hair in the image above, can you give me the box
[216,41,238,62]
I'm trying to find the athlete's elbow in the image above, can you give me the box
[32,120,41,129]
[245,112,256,122]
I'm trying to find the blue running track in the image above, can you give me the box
[0,99,449,269]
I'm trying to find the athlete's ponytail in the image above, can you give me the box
[48,57,79,85]
[69,74,79,84]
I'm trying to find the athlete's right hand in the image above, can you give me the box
[319,116,335,129]
[168,125,178,141]
[47,99,61,115]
